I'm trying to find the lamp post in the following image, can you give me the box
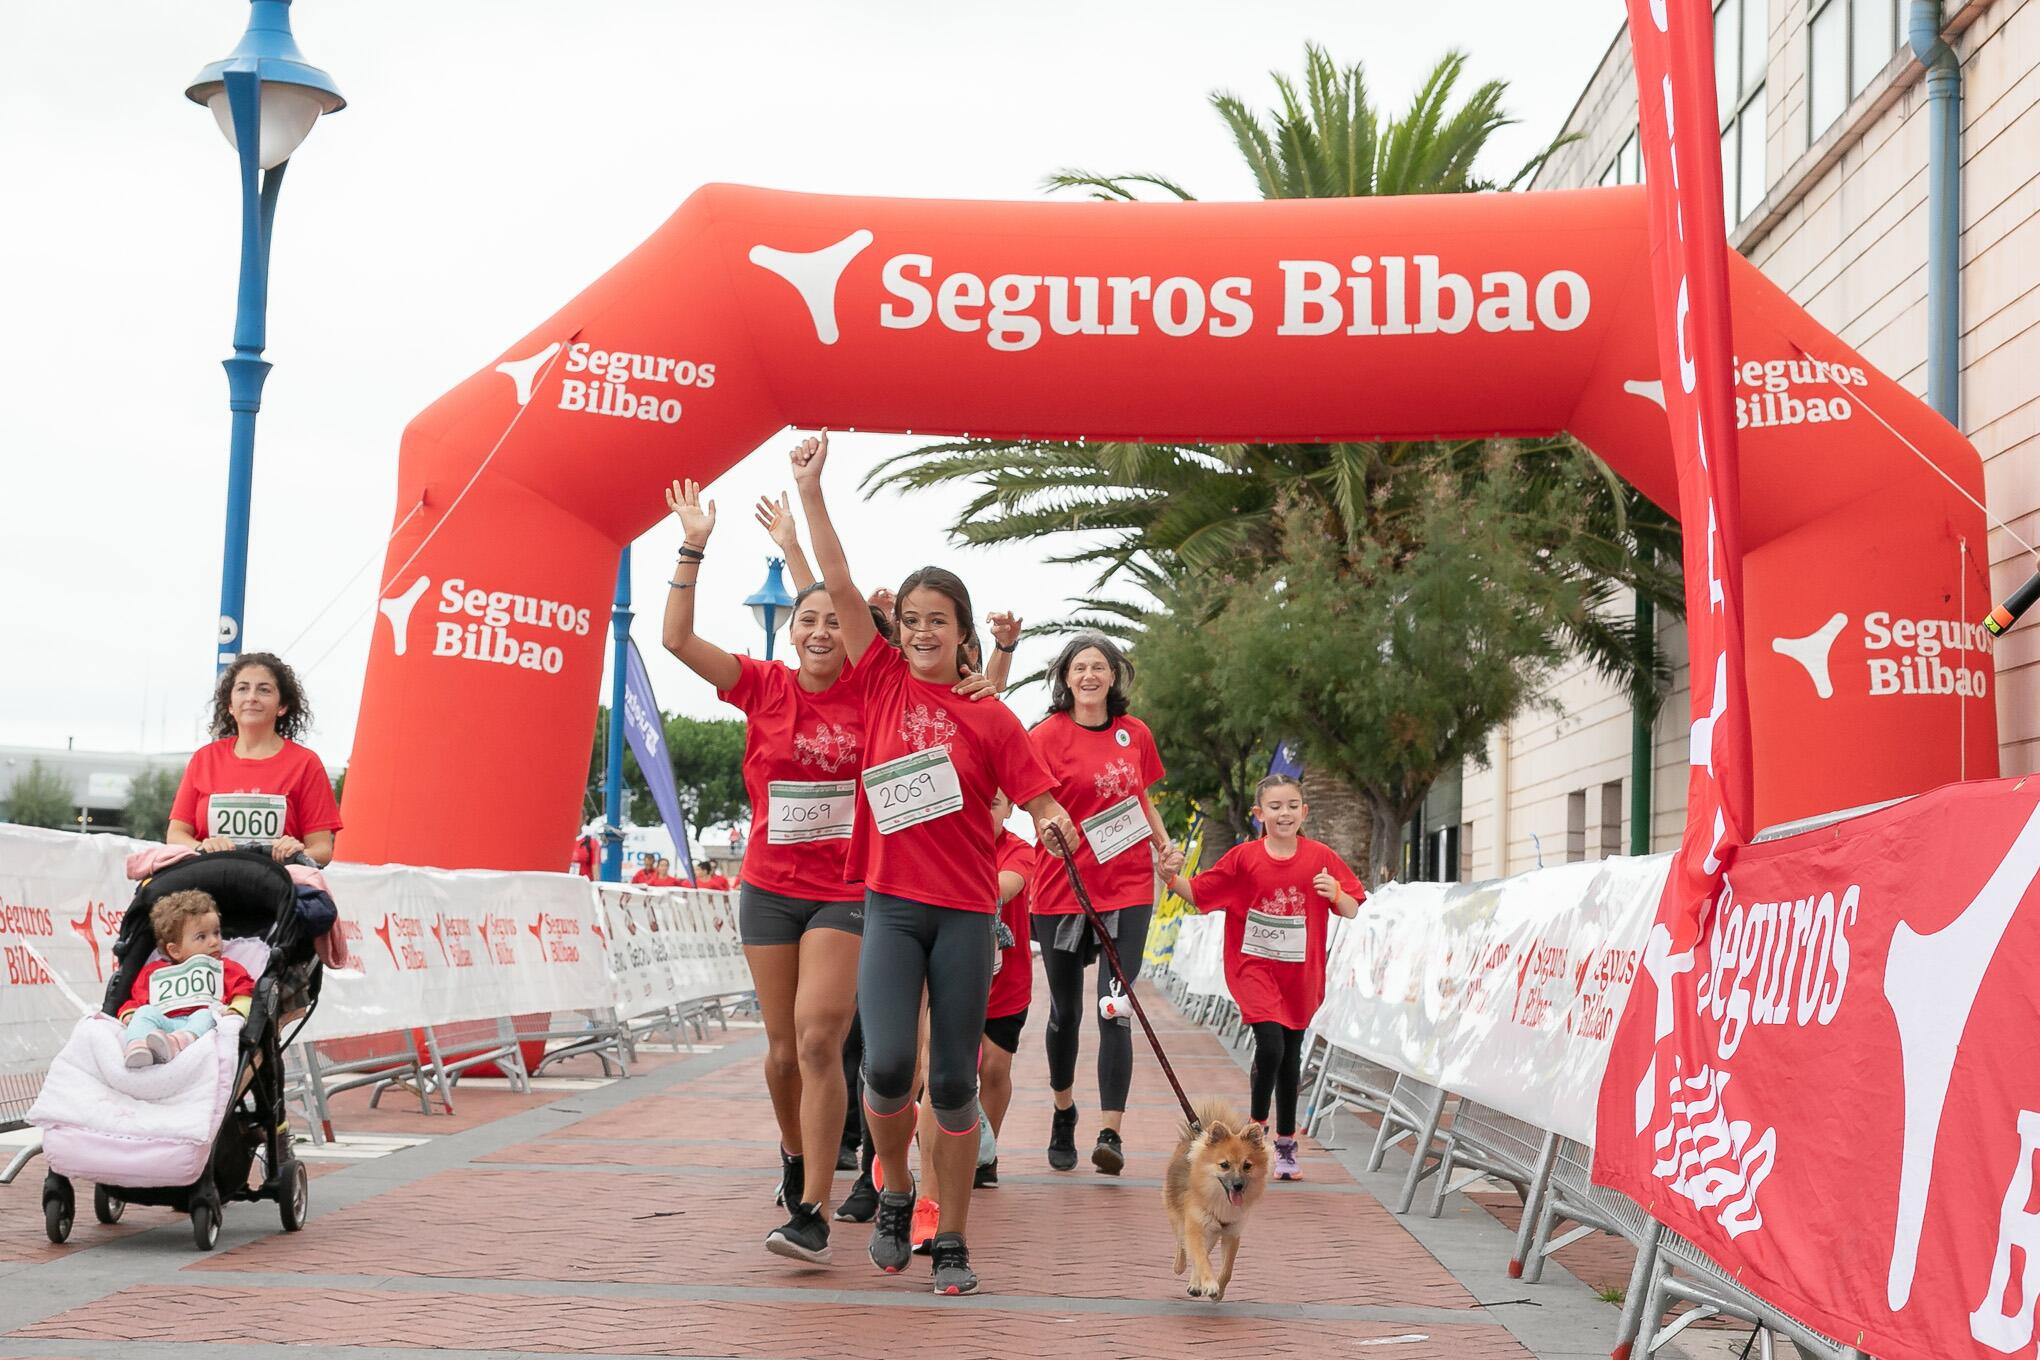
[744,558,797,661]
[601,548,632,882]
[185,0,344,672]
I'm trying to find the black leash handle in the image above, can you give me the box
[1044,824,1200,1130]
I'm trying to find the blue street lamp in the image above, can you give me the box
[185,0,344,672]
[745,558,797,661]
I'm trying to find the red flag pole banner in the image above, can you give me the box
[341,184,1996,875]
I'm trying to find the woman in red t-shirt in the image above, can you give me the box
[1022,633,1170,1177]
[976,792,1037,1189]
[1164,774,1364,1182]
[795,430,1076,1297]
[168,652,341,866]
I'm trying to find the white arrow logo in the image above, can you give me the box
[496,342,562,406]
[1623,378,1667,409]
[378,575,430,657]
[748,230,874,345]
[1771,612,1848,700]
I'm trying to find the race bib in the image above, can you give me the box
[149,955,224,1010]
[1242,910,1307,964]
[209,792,287,843]
[1082,796,1148,865]
[862,747,963,836]
[768,780,856,844]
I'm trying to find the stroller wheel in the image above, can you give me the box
[93,1185,126,1225]
[42,1173,74,1244]
[278,1158,309,1232]
[191,1198,221,1251]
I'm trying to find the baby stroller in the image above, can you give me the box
[36,849,324,1250]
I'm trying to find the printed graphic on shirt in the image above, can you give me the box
[1093,756,1141,801]
[793,721,859,773]
[898,703,958,751]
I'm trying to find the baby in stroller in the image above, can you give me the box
[118,890,256,1069]
[30,849,326,1250]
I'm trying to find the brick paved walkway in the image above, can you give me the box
[0,969,1651,1360]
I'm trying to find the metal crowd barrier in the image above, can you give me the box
[0,1070,45,1187]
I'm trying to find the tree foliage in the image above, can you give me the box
[5,760,76,829]
[586,708,749,833]
[122,766,183,842]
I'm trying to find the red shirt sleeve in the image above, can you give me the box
[1138,720,1166,790]
[1188,844,1245,915]
[988,707,1055,808]
[717,655,769,711]
[121,962,157,1019]
[169,746,209,831]
[291,744,344,836]
[223,958,256,1004]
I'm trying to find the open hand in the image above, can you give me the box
[953,672,1002,702]
[789,429,829,486]
[665,479,716,547]
[987,610,1023,650]
[753,492,799,553]
[868,586,896,615]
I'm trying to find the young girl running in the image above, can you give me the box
[1163,774,1364,1181]
[660,478,997,1266]
[793,430,1076,1296]
[1025,633,1170,1175]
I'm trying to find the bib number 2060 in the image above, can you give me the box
[208,793,287,843]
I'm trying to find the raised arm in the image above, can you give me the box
[790,431,879,664]
[659,479,743,692]
[754,492,816,591]
[983,611,1021,693]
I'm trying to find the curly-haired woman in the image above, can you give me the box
[167,652,341,866]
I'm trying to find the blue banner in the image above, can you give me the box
[622,639,694,879]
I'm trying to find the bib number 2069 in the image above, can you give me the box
[862,748,964,836]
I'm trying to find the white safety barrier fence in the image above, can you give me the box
[0,825,755,1171]
[1152,854,1868,1360]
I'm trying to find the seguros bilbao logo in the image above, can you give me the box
[497,340,716,426]
[379,575,593,674]
[1771,611,1991,701]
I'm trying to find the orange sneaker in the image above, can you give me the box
[911,1196,941,1253]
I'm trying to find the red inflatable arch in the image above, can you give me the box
[341,185,1996,870]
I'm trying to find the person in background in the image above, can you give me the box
[168,652,340,867]
[630,853,660,886]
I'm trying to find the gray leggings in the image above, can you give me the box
[857,891,994,1134]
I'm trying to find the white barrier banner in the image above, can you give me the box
[307,862,613,1042]
[1312,854,1668,1144]
[597,885,748,1020]
[0,826,140,1078]
[1169,912,1228,999]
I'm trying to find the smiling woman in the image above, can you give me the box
[166,652,341,867]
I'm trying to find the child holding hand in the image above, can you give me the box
[118,889,255,1069]
[1162,774,1363,1181]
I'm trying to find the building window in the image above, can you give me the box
[1601,129,1644,187]
[1809,0,1902,140]
[1600,781,1624,859]
[1715,0,1770,223]
[1566,790,1587,863]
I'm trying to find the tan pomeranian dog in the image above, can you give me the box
[1163,1099,1270,1301]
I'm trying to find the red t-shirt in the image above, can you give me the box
[1026,712,1166,916]
[648,874,684,887]
[570,837,597,879]
[719,655,865,903]
[987,829,1037,1020]
[842,640,1055,914]
[629,869,657,885]
[120,955,256,1021]
[170,738,342,844]
[696,874,732,891]
[1189,837,1365,1030]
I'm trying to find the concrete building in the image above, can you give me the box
[1454,0,2036,879]
[0,746,191,836]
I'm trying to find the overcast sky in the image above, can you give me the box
[0,1,1618,768]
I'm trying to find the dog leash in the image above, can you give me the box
[1044,825,1201,1131]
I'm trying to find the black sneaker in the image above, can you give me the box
[1047,1105,1079,1171]
[869,1184,916,1274]
[834,1171,877,1222]
[930,1231,979,1295]
[837,1140,859,1172]
[775,1148,804,1209]
[973,1158,999,1189]
[1091,1128,1125,1176]
[765,1202,832,1264]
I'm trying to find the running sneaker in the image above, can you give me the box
[834,1171,878,1223]
[868,1184,916,1273]
[973,1158,1000,1189]
[1047,1104,1079,1171]
[1274,1135,1302,1181]
[836,1140,860,1172]
[775,1148,804,1208]
[910,1196,941,1254]
[765,1202,832,1264]
[1091,1127,1125,1176]
[929,1232,979,1296]
[977,1119,998,1168]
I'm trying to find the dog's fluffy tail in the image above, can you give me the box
[1182,1097,1252,1143]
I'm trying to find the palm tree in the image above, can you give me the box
[864,45,1681,870]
